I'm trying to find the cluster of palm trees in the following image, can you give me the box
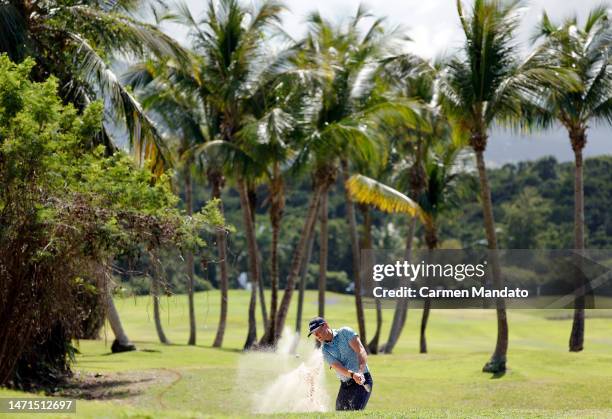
[2,0,610,372]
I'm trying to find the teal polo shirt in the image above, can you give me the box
[321,326,369,382]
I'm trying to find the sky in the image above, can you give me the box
[161,0,611,165]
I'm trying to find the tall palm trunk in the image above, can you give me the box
[296,220,317,334]
[569,129,586,352]
[185,166,196,346]
[361,205,382,354]
[341,159,366,344]
[381,139,426,353]
[239,178,259,349]
[106,285,136,353]
[211,170,229,348]
[473,133,508,373]
[420,223,438,354]
[380,215,416,353]
[260,165,284,346]
[247,188,268,330]
[150,251,170,344]
[248,186,268,330]
[274,182,324,342]
[318,186,329,317]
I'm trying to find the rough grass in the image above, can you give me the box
[2,290,612,418]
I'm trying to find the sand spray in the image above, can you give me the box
[236,327,331,413]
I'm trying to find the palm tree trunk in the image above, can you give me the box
[361,205,381,354]
[260,169,284,347]
[106,285,136,353]
[151,255,170,344]
[569,131,586,352]
[380,215,416,353]
[473,141,508,374]
[269,205,281,343]
[296,221,317,334]
[185,167,196,346]
[419,298,431,353]
[211,171,229,348]
[318,186,329,318]
[248,186,269,331]
[420,224,438,354]
[274,183,324,342]
[239,179,259,350]
[341,159,367,344]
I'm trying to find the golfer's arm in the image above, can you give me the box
[349,336,368,374]
[330,361,355,379]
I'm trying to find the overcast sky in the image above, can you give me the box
[162,0,611,165]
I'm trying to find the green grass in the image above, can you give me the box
[2,290,612,418]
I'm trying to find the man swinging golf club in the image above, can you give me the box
[308,317,373,411]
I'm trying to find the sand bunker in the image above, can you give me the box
[239,328,330,413]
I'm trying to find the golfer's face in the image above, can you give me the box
[312,324,330,342]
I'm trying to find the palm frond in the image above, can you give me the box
[322,120,379,164]
[196,138,263,178]
[0,2,28,61]
[584,4,609,35]
[121,61,157,89]
[247,0,285,33]
[526,5,612,131]
[161,0,209,48]
[591,97,612,124]
[62,5,190,64]
[69,33,170,175]
[362,16,387,45]
[346,174,428,223]
[531,11,557,43]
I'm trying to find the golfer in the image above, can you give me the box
[308,317,373,411]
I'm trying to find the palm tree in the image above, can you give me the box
[208,168,230,348]
[106,286,136,353]
[0,0,191,350]
[273,5,421,344]
[102,258,137,353]
[347,136,467,355]
[350,146,423,355]
[532,6,612,352]
[245,99,300,347]
[0,0,188,173]
[273,166,326,341]
[246,182,269,331]
[149,250,170,344]
[123,58,207,345]
[295,212,318,342]
[437,0,577,373]
[351,141,400,354]
[318,183,331,318]
[167,0,286,349]
[417,141,467,353]
[357,203,383,353]
[376,53,435,354]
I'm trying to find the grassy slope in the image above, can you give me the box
[2,290,612,418]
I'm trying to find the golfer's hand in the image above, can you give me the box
[353,372,365,385]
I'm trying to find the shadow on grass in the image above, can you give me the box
[99,349,161,356]
[490,371,506,379]
[208,346,242,353]
[151,343,243,353]
[57,376,152,400]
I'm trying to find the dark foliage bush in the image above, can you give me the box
[0,56,223,389]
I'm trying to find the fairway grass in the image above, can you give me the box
[1,290,612,418]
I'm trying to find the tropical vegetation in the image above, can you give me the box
[1,0,610,398]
